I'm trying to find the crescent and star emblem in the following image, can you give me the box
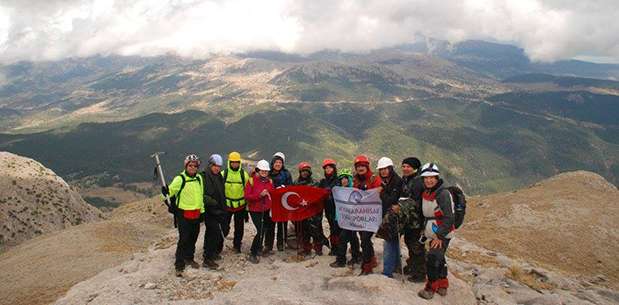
[281,192,308,210]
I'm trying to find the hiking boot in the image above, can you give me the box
[437,288,448,296]
[418,289,434,300]
[408,273,426,283]
[185,260,200,269]
[330,260,346,268]
[248,255,260,264]
[175,267,184,277]
[203,258,219,270]
[403,265,412,274]
[347,257,361,266]
[359,263,373,276]
[359,269,372,276]
[393,265,403,274]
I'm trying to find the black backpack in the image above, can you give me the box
[445,185,467,229]
[168,174,186,214]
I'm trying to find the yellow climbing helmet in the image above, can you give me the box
[228,151,242,162]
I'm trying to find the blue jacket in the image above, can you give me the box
[270,168,292,188]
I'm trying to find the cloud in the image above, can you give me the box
[0,0,618,63]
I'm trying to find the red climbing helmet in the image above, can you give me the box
[322,159,337,168]
[353,155,370,167]
[297,162,312,171]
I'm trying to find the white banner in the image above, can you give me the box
[332,186,382,233]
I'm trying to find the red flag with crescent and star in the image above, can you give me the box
[270,185,329,222]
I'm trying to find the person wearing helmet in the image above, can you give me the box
[201,154,226,270]
[244,160,275,263]
[293,162,328,256]
[353,155,382,275]
[337,168,354,187]
[318,159,340,256]
[417,163,455,300]
[331,155,381,273]
[269,152,293,251]
[375,157,403,278]
[399,157,426,282]
[333,167,362,263]
[221,152,251,253]
[161,154,204,277]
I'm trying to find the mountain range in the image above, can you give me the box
[0,39,617,194]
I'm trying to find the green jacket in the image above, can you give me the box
[222,160,251,210]
[168,171,205,213]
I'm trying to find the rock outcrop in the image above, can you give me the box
[461,171,619,289]
[0,151,103,248]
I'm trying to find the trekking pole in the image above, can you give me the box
[259,197,266,260]
[218,223,226,240]
[283,221,288,252]
[396,215,405,283]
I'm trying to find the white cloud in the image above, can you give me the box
[0,0,618,63]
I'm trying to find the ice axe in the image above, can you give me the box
[151,152,177,227]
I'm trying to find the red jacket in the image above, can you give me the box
[353,170,382,190]
[244,176,274,212]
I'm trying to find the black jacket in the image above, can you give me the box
[202,170,226,221]
[318,173,339,189]
[319,173,341,213]
[380,169,402,215]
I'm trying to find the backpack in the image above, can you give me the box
[445,185,467,229]
[168,175,185,214]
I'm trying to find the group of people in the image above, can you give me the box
[162,151,456,300]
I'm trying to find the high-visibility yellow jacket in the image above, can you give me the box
[221,160,251,211]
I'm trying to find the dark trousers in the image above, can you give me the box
[249,210,275,256]
[359,231,374,263]
[325,201,341,241]
[404,228,427,277]
[335,229,361,263]
[203,214,224,259]
[175,213,202,269]
[300,214,328,253]
[276,221,288,249]
[222,209,247,250]
[426,238,451,281]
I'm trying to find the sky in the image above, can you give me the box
[0,0,618,64]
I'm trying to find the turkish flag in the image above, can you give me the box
[271,185,329,222]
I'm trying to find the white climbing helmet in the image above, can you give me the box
[376,157,394,170]
[273,152,286,162]
[208,154,223,167]
[420,163,440,177]
[256,159,271,171]
[184,154,201,167]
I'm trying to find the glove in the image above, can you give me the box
[161,186,170,196]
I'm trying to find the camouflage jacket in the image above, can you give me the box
[397,197,424,230]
